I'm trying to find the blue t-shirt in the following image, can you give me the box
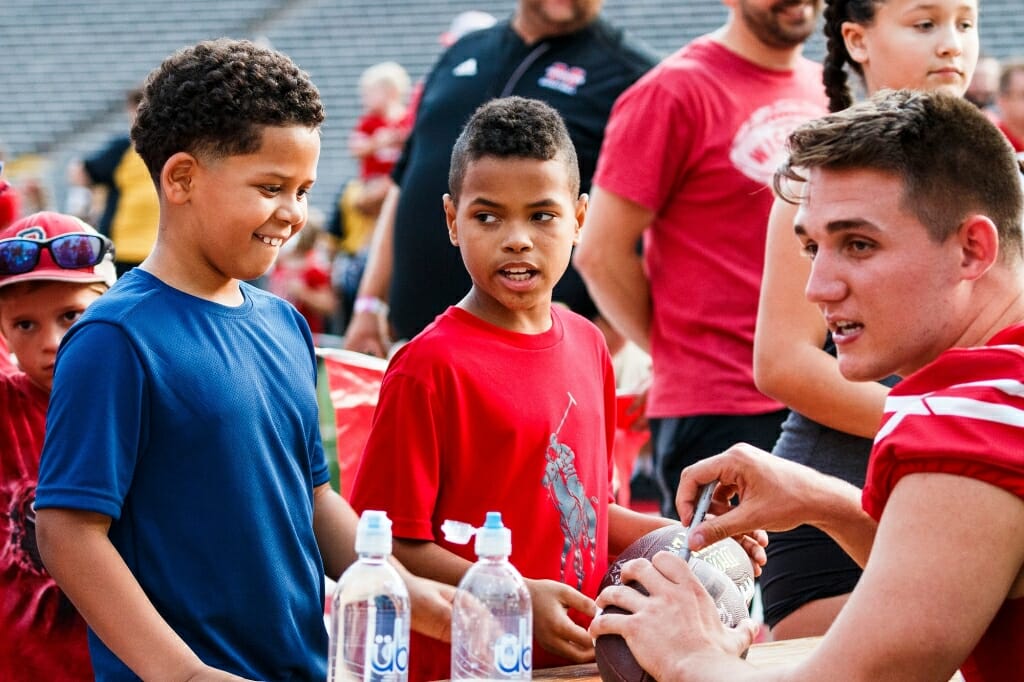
[37,269,331,681]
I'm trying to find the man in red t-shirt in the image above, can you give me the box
[590,92,1024,682]
[573,0,827,518]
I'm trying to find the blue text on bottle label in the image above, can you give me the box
[493,617,531,675]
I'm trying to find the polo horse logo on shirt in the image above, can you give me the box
[542,392,598,590]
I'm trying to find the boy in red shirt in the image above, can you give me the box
[350,97,681,681]
[0,211,116,680]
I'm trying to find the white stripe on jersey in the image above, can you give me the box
[877,379,1024,443]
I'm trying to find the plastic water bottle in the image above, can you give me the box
[447,511,533,680]
[329,510,410,682]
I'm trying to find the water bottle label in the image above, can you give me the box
[333,597,409,682]
[370,614,409,676]
[493,618,531,675]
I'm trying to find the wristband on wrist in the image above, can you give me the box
[354,295,389,316]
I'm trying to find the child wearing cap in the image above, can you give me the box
[33,39,452,681]
[0,167,23,375]
[0,210,116,680]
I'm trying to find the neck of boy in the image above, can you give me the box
[140,250,245,307]
[456,293,554,335]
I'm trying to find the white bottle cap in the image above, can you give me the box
[441,519,476,545]
[474,511,512,557]
[355,510,393,555]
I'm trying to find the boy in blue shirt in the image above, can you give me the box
[35,39,451,681]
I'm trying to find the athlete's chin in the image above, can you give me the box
[837,357,892,384]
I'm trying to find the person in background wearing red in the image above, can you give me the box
[995,59,1024,154]
[0,211,116,680]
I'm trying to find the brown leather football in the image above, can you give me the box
[594,524,754,682]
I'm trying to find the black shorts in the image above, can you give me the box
[649,410,787,519]
[760,524,862,628]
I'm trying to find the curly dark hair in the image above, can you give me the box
[822,0,882,112]
[131,38,325,182]
[448,96,580,201]
[775,90,1024,262]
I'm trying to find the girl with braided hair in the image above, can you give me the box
[753,0,978,640]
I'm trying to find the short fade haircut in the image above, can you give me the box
[132,38,325,183]
[775,89,1024,263]
[448,96,580,201]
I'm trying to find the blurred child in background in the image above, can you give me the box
[0,211,115,680]
[351,60,411,190]
[268,208,337,335]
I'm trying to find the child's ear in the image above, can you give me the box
[841,21,869,67]
[161,152,198,205]
[957,214,1000,281]
[443,193,459,246]
[573,193,589,246]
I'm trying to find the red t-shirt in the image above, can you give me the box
[0,372,92,680]
[350,306,615,681]
[354,112,407,180]
[594,37,826,418]
[863,323,1024,682]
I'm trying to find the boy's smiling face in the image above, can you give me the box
[444,154,586,334]
[0,282,104,391]
[179,125,320,293]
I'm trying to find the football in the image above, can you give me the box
[594,524,755,682]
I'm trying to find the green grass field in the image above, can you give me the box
[317,359,341,494]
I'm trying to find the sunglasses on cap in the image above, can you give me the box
[0,233,115,276]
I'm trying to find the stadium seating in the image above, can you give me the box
[1,0,1021,217]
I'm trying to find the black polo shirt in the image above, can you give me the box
[389,16,658,340]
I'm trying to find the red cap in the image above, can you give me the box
[0,211,117,290]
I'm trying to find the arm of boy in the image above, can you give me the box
[607,502,675,556]
[312,483,361,578]
[394,538,597,662]
[36,508,255,682]
[314,487,454,641]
